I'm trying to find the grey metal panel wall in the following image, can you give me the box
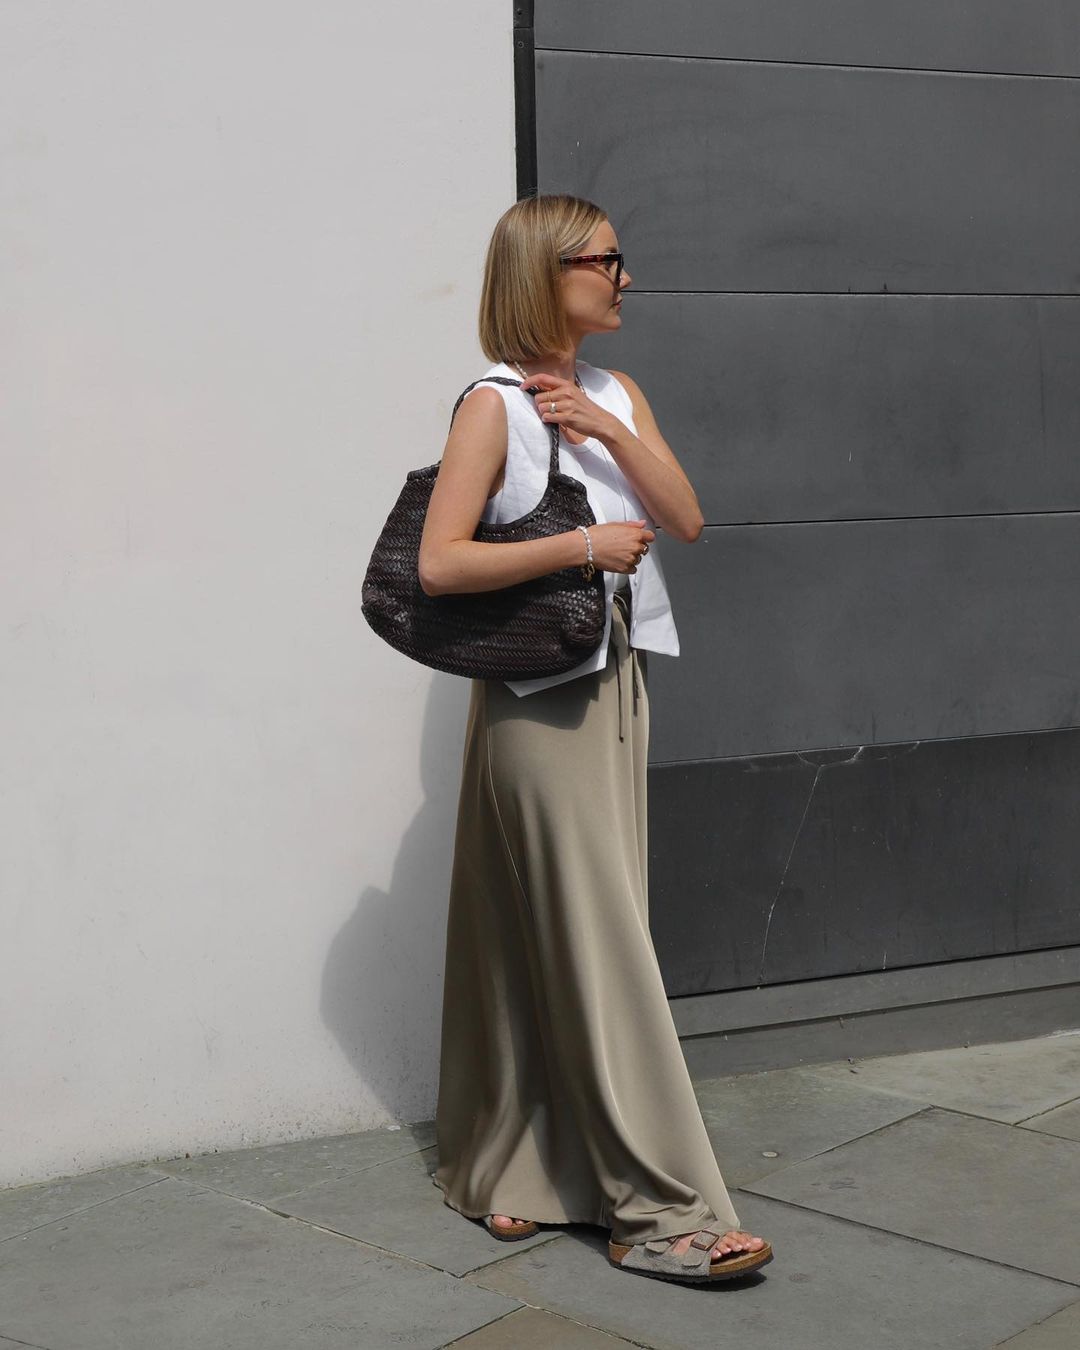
[649,731,1080,996]
[531,3,1080,990]
[537,1,1080,77]
[593,296,1080,523]
[647,514,1080,762]
[536,52,1080,293]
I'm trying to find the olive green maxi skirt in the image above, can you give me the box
[431,589,741,1246]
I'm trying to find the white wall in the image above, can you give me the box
[1,2,515,1187]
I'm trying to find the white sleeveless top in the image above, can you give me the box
[461,359,681,697]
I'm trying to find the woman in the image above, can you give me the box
[419,194,773,1284]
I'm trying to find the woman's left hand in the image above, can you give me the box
[520,372,619,442]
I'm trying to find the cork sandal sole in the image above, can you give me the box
[484,1215,539,1241]
[608,1236,774,1283]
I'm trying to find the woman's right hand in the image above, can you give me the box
[420,386,659,594]
[583,520,656,574]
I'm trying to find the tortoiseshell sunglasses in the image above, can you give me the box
[559,250,624,292]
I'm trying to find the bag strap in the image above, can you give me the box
[449,376,561,478]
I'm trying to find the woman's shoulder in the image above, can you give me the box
[578,358,631,389]
[457,362,519,408]
[577,360,636,414]
[478,360,518,385]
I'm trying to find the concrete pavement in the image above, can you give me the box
[2,1031,1079,1349]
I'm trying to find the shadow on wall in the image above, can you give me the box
[318,666,470,1127]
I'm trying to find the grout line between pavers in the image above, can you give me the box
[268,1141,440,1202]
[794,1059,1080,1128]
[733,1101,1080,1192]
[254,1196,554,1290]
[0,1333,55,1349]
[739,1104,937,1175]
[1013,1092,1080,1126]
[796,1075,944,1111]
[995,1298,1080,1350]
[455,1285,659,1350]
[699,1068,940,1111]
[438,1305,524,1348]
[908,1101,1080,1130]
[153,1149,437,1207]
[731,1191,1080,1289]
[162,1166,569,1282]
[152,1134,439,1204]
[454,1240,569,1281]
[0,1176,171,1247]
[439,1299,652,1350]
[6,1168,512,1291]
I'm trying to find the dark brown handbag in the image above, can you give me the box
[361,376,606,680]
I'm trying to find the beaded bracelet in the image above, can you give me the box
[576,524,596,581]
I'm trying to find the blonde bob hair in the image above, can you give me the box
[478,193,608,363]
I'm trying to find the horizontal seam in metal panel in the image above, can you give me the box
[699,509,1080,528]
[671,948,1080,1025]
[676,983,1080,1033]
[670,944,1080,998]
[649,723,1080,769]
[621,290,1080,298]
[675,973,1080,1032]
[679,996,1080,1039]
[535,45,1080,82]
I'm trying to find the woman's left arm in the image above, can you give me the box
[523,369,705,542]
[595,371,704,542]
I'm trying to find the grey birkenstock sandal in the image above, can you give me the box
[609,1228,774,1283]
[483,1214,539,1241]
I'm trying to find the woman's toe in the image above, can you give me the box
[712,1228,765,1258]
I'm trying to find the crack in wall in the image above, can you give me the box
[756,761,823,983]
[755,744,868,983]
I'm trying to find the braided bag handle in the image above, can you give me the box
[361,377,606,680]
[449,376,564,475]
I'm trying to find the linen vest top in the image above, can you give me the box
[461,359,680,697]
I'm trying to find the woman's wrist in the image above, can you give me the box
[592,411,625,447]
[575,524,596,580]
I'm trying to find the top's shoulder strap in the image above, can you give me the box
[447,375,560,474]
[449,375,523,423]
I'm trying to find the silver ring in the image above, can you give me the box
[642,543,649,554]
[550,400,556,413]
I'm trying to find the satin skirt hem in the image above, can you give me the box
[431,1173,609,1230]
[432,1173,733,1247]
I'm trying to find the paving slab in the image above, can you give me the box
[694,1064,925,1185]
[154,1120,436,1204]
[0,1174,518,1350]
[268,1144,563,1277]
[996,1298,1080,1348]
[1017,1097,1080,1143]
[0,1163,172,1243]
[447,1304,640,1347]
[466,1193,1073,1350]
[804,1032,1080,1123]
[745,1107,1080,1284]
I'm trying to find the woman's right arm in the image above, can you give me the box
[418,387,588,596]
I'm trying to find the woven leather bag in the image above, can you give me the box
[362,376,606,680]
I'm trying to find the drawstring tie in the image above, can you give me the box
[612,589,640,743]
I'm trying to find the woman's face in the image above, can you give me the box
[558,218,632,340]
